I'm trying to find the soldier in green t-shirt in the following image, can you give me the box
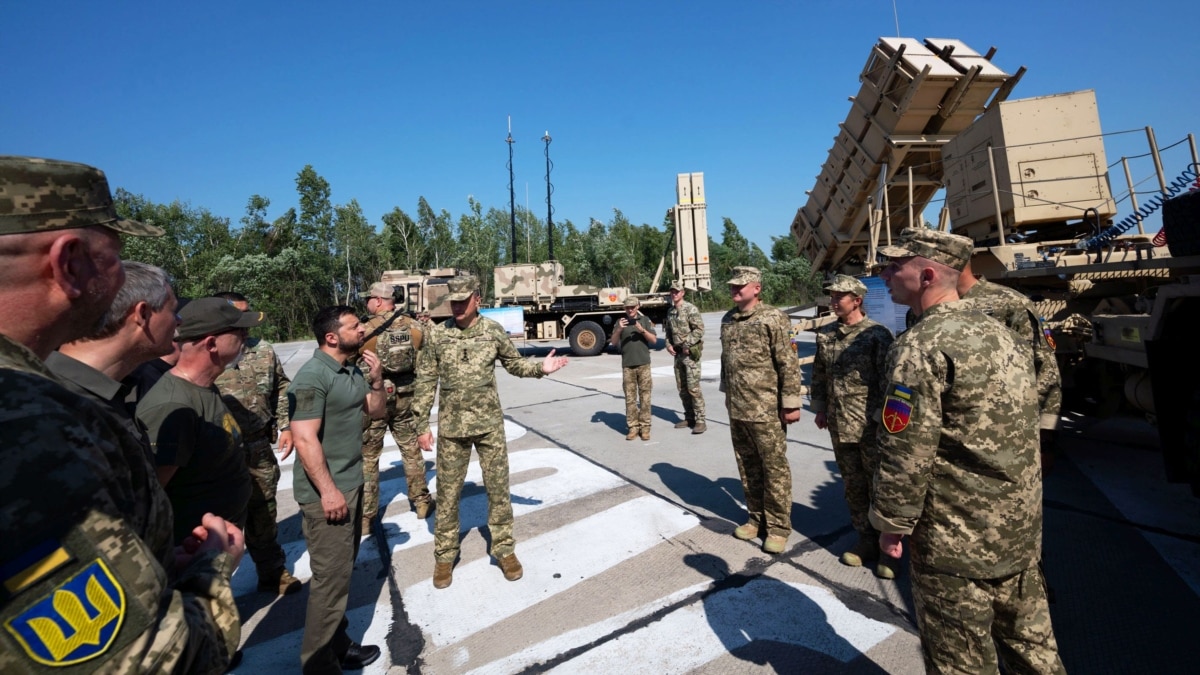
[610,295,657,440]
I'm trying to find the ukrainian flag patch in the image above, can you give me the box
[5,559,125,666]
[882,383,914,434]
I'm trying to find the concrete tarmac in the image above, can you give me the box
[232,312,1200,673]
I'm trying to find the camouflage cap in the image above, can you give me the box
[824,274,868,296]
[447,274,480,301]
[176,297,264,342]
[0,156,163,237]
[358,281,396,299]
[668,280,686,292]
[728,266,762,285]
[623,296,640,307]
[877,227,973,271]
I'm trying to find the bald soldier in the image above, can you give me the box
[357,281,433,529]
[873,227,1064,674]
[0,156,243,672]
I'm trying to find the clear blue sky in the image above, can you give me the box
[5,1,1197,254]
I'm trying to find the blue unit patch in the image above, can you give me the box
[4,559,125,666]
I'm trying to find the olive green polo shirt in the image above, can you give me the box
[288,349,368,505]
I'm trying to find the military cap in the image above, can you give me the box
[823,274,868,296]
[728,266,762,285]
[668,280,687,292]
[447,274,480,301]
[877,227,973,271]
[623,296,641,307]
[358,281,396,299]
[176,297,264,342]
[0,156,163,236]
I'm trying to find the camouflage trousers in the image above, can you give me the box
[832,441,879,537]
[729,419,792,538]
[434,427,514,563]
[672,354,705,424]
[622,364,653,432]
[244,434,286,574]
[361,393,430,522]
[912,564,1065,674]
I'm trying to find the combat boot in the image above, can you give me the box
[840,536,880,567]
[433,561,453,589]
[626,430,638,441]
[691,422,707,435]
[414,498,435,520]
[498,553,523,581]
[640,428,651,441]
[257,567,302,595]
[763,534,788,554]
[674,420,692,429]
[875,556,899,580]
[733,521,761,541]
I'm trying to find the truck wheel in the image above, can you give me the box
[569,321,606,356]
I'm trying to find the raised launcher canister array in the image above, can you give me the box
[791,37,1019,275]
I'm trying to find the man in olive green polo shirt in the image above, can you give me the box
[288,305,386,673]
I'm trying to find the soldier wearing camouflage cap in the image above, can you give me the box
[610,295,657,440]
[811,275,896,578]
[0,156,243,672]
[414,275,569,589]
[874,230,1064,672]
[720,266,803,555]
[213,291,303,597]
[665,280,707,434]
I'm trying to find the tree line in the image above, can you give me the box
[117,165,823,341]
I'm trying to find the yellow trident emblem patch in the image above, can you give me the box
[5,559,125,666]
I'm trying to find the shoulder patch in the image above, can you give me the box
[4,559,125,666]
[882,383,914,434]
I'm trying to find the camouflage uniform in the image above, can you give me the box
[810,316,893,536]
[614,310,655,436]
[870,302,1064,674]
[359,310,430,522]
[215,337,291,578]
[413,315,545,564]
[0,334,240,673]
[719,302,803,540]
[665,298,706,426]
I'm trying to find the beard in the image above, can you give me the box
[337,333,364,355]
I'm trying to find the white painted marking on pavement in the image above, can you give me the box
[404,495,700,647]
[584,359,720,380]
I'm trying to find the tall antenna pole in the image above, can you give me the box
[892,0,901,37]
[543,130,555,261]
[506,116,517,265]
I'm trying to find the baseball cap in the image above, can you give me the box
[668,280,686,292]
[877,227,973,271]
[623,296,640,307]
[728,266,762,285]
[823,274,868,296]
[176,297,264,342]
[447,275,480,301]
[0,156,163,237]
[358,281,396,299]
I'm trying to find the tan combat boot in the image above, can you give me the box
[733,521,761,541]
[433,561,453,589]
[626,430,638,441]
[498,553,523,581]
[840,536,880,567]
[674,420,692,429]
[763,534,788,554]
[414,498,435,520]
[257,567,302,595]
[640,428,651,441]
[875,556,899,580]
[691,422,707,435]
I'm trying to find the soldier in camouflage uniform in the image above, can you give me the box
[872,228,1064,674]
[720,266,803,555]
[0,156,243,673]
[358,281,433,529]
[810,275,895,577]
[214,292,302,596]
[414,275,569,589]
[665,281,707,434]
[610,296,656,440]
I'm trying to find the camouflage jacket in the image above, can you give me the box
[665,299,704,359]
[870,301,1043,578]
[413,315,544,437]
[906,278,1062,429]
[810,317,894,446]
[361,310,422,395]
[719,302,803,422]
[215,337,290,439]
[0,335,240,673]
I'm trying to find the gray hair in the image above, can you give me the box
[88,261,173,340]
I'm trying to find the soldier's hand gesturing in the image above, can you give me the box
[542,348,569,374]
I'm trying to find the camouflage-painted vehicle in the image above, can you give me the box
[791,36,1200,492]
[379,267,461,320]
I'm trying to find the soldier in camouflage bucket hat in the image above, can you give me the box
[0,156,244,672]
[873,236,1064,672]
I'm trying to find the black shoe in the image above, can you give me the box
[340,643,381,670]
